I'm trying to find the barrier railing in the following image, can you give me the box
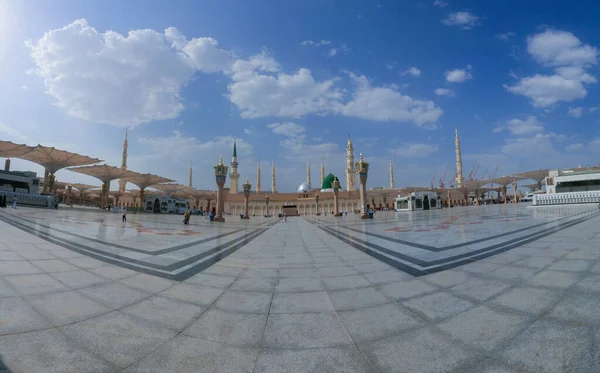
[533,191,600,206]
[0,191,55,208]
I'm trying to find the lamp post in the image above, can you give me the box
[265,195,270,216]
[512,181,518,204]
[314,193,319,215]
[101,182,109,210]
[355,153,371,219]
[332,179,340,216]
[213,156,228,222]
[243,178,251,219]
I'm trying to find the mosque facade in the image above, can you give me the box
[214,136,363,216]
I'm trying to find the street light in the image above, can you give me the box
[265,195,270,216]
[314,193,319,215]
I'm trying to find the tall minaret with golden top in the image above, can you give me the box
[345,135,356,191]
[229,139,239,193]
[389,159,395,189]
[256,162,261,194]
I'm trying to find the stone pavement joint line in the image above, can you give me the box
[0,205,599,372]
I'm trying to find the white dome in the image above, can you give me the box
[297,182,311,193]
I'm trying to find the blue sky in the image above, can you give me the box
[0,0,599,191]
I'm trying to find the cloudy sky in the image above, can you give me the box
[0,0,599,191]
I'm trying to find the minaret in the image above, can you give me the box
[389,159,395,189]
[271,160,276,193]
[229,139,239,193]
[188,163,193,188]
[118,129,128,193]
[256,162,261,194]
[307,161,311,187]
[455,129,465,187]
[345,135,357,191]
[320,160,325,188]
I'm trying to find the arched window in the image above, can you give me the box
[430,198,437,208]
[415,199,423,209]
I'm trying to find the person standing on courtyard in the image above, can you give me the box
[121,206,127,222]
[12,196,17,209]
[284,213,287,223]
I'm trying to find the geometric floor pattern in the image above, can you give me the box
[1,204,599,372]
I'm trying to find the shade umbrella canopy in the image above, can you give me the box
[70,183,100,193]
[484,176,524,187]
[0,141,35,158]
[122,173,174,190]
[151,183,191,195]
[19,145,102,174]
[68,165,136,184]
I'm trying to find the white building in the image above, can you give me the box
[533,169,600,206]
[142,195,189,214]
[0,169,41,194]
[394,191,441,211]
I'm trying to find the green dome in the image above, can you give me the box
[322,173,340,189]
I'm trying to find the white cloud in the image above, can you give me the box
[507,29,598,108]
[327,44,350,57]
[445,66,472,83]
[527,29,598,67]
[434,88,455,97]
[566,143,583,151]
[501,133,556,157]
[433,0,448,8]
[505,116,544,135]
[20,85,28,90]
[590,139,600,151]
[337,74,443,126]
[505,73,592,108]
[385,62,397,70]
[300,40,331,47]
[328,48,337,57]
[0,123,28,143]
[26,19,233,127]
[567,106,583,118]
[389,143,438,157]
[442,11,480,29]
[496,32,516,41]
[401,67,421,77]
[267,122,306,137]
[590,107,599,113]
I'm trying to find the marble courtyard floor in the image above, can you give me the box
[0,204,599,372]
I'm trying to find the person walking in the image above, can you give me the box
[121,206,127,222]
[12,196,17,209]
[284,213,287,223]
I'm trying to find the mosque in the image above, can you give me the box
[208,137,363,216]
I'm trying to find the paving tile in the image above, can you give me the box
[321,275,371,290]
[202,265,245,277]
[239,268,278,278]
[437,305,531,351]
[0,261,43,275]
[88,265,139,280]
[0,329,118,373]
[25,290,111,326]
[546,292,600,324]
[359,327,476,373]
[339,302,423,342]
[185,273,238,288]
[327,287,389,311]
[51,269,109,289]
[159,282,223,307]
[402,292,475,321]
[271,291,335,313]
[263,312,353,348]
[5,273,69,295]
[230,276,277,292]
[17,250,56,260]
[364,269,413,284]
[254,346,372,373]
[457,358,522,373]
[0,297,50,334]
[61,311,177,368]
[30,259,79,273]
[575,273,600,294]
[548,259,593,272]
[525,270,580,289]
[279,268,318,278]
[275,277,324,292]
[512,256,556,269]
[79,282,151,308]
[489,286,563,315]
[0,277,17,298]
[498,319,595,373]
[214,291,272,313]
[450,278,511,301]
[184,308,267,347]
[121,296,205,331]
[486,266,538,282]
[119,273,177,293]
[130,335,257,373]
[458,261,503,274]
[422,270,471,288]
[318,266,359,277]
[66,256,106,269]
[379,279,438,301]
